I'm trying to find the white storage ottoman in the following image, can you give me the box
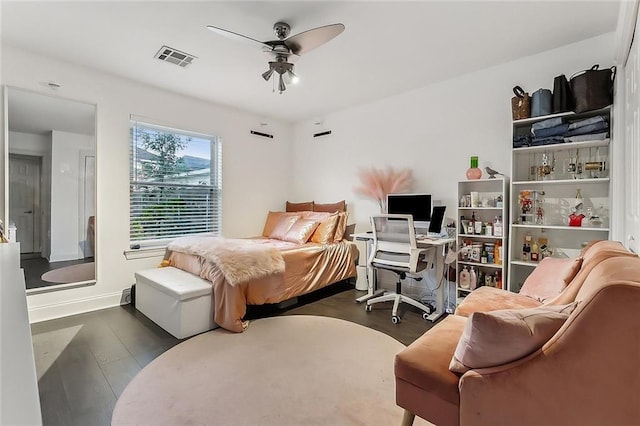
[135,267,217,339]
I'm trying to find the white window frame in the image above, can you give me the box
[129,120,222,247]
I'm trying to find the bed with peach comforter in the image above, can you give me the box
[165,236,358,332]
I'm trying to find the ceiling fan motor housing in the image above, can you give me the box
[273,22,291,40]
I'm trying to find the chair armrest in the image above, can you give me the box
[458,281,640,426]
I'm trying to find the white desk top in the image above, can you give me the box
[351,232,454,246]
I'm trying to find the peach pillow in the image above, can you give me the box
[449,303,577,374]
[313,200,346,213]
[302,211,332,221]
[562,256,583,284]
[286,201,314,212]
[282,219,320,244]
[262,211,300,237]
[518,257,576,302]
[333,212,349,242]
[268,215,301,240]
[310,212,340,244]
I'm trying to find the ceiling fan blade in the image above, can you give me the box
[206,25,270,49]
[284,23,345,55]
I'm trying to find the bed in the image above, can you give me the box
[164,203,358,332]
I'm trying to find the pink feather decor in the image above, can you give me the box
[354,166,414,212]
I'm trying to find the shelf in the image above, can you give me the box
[457,287,473,293]
[458,234,504,240]
[512,177,610,185]
[458,178,506,183]
[458,261,503,269]
[511,224,609,231]
[512,106,611,126]
[513,139,610,153]
[458,207,504,210]
[510,260,539,268]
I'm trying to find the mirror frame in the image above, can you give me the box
[3,86,98,295]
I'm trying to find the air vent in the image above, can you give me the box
[154,46,197,67]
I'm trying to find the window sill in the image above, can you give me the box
[123,246,167,260]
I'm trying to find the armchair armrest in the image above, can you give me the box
[459,281,640,426]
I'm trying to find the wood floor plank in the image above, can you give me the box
[54,343,117,422]
[99,356,142,398]
[36,361,74,426]
[34,284,439,425]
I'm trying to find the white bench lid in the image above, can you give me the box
[135,267,212,300]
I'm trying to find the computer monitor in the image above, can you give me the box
[386,193,432,229]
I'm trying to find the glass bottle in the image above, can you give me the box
[531,238,539,262]
[469,267,477,290]
[470,212,477,235]
[459,267,471,289]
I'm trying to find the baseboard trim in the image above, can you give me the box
[27,291,125,324]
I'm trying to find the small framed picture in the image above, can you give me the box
[470,245,482,262]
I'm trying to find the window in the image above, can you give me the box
[129,121,221,245]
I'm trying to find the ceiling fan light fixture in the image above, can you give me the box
[286,69,299,85]
[278,74,286,93]
[262,68,274,81]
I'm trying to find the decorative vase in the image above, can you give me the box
[466,156,482,180]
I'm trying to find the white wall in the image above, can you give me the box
[8,131,48,155]
[49,130,93,262]
[1,45,293,322]
[291,33,616,232]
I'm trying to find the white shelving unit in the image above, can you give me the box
[508,106,612,292]
[456,178,509,306]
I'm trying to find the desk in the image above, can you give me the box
[352,232,454,322]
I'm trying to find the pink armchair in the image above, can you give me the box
[395,243,640,426]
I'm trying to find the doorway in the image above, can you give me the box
[8,154,41,254]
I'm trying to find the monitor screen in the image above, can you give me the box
[386,193,432,223]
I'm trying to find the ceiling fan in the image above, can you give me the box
[206,21,345,94]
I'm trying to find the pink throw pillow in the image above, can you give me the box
[268,215,300,240]
[449,303,577,374]
[519,257,579,302]
[282,219,320,244]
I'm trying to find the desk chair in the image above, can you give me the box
[365,214,434,323]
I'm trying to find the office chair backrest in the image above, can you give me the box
[369,214,421,273]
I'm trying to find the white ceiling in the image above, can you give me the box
[7,88,96,136]
[1,1,620,123]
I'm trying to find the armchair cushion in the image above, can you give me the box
[455,286,541,317]
[450,303,577,374]
[395,315,466,426]
[519,257,582,302]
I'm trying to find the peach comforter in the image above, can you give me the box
[165,237,358,332]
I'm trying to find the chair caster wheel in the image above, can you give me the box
[392,316,400,324]
[365,305,372,312]
[422,312,430,321]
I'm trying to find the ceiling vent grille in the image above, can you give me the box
[154,46,197,67]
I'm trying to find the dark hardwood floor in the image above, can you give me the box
[22,255,94,290]
[31,282,440,425]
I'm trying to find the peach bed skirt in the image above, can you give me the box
[165,238,358,332]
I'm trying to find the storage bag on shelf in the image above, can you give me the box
[570,65,616,113]
[531,88,553,117]
[552,74,573,113]
[511,86,530,120]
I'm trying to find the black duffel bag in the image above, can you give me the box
[570,65,616,113]
[552,74,573,113]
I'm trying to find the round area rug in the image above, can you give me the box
[112,315,425,425]
[41,262,95,283]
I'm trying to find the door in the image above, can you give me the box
[9,155,41,253]
[624,13,640,253]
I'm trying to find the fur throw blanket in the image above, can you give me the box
[167,236,285,286]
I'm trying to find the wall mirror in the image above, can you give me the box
[6,87,96,292]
